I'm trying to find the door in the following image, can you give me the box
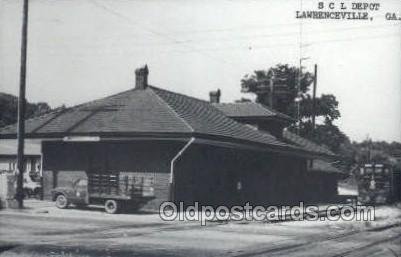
[73,178,89,204]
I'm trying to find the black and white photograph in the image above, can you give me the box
[0,0,400,256]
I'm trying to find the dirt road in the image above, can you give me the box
[0,201,400,257]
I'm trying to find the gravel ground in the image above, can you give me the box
[0,200,400,257]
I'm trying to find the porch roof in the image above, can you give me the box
[214,102,294,123]
[0,139,41,157]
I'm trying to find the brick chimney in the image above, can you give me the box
[135,65,149,89]
[209,89,221,103]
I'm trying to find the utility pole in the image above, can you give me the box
[16,0,29,209]
[267,69,275,109]
[311,64,317,132]
[296,57,309,135]
[296,59,302,135]
[296,0,303,135]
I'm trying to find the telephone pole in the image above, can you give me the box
[296,59,302,134]
[296,0,303,135]
[16,0,29,209]
[311,64,317,132]
[296,57,309,134]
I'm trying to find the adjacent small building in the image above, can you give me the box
[214,100,343,204]
[0,66,344,210]
[0,139,41,175]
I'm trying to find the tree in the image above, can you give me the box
[352,139,401,166]
[0,92,52,128]
[241,64,313,116]
[235,97,252,103]
[300,94,340,124]
[240,64,347,152]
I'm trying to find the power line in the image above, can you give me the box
[77,20,401,47]
[25,0,400,52]
[24,1,400,68]
[18,22,398,55]
[296,0,304,134]
[140,23,400,47]
[90,0,178,43]
[22,31,398,58]
[89,0,237,68]
[171,32,400,53]
[89,1,399,50]
[167,22,301,35]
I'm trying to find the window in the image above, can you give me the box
[77,179,88,186]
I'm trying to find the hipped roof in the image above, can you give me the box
[0,86,329,158]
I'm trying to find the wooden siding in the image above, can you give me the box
[42,140,339,211]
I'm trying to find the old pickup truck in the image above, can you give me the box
[50,172,155,214]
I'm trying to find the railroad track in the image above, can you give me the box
[228,221,401,257]
[331,233,401,257]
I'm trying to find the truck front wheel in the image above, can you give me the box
[55,194,69,209]
[105,199,119,214]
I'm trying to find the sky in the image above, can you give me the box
[0,0,400,142]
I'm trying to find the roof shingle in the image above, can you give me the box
[151,86,289,147]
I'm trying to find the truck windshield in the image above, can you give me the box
[29,173,41,182]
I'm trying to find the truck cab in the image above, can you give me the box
[23,172,42,198]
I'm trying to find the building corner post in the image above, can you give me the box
[169,137,195,203]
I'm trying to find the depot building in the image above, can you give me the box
[0,66,343,210]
